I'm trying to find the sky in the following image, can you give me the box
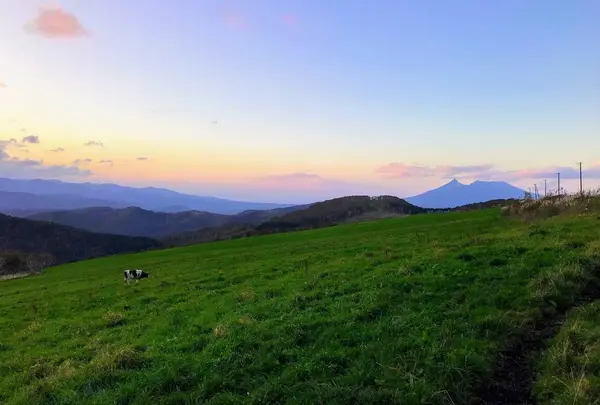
[0,0,599,204]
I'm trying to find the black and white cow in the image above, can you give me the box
[124,269,150,283]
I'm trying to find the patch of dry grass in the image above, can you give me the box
[503,190,600,220]
[103,311,125,327]
[213,323,228,338]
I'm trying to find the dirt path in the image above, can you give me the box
[470,280,600,405]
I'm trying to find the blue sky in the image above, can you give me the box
[0,0,599,203]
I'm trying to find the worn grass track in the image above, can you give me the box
[1,209,599,404]
[470,257,600,405]
[534,291,600,405]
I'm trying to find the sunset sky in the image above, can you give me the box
[1,0,599,203]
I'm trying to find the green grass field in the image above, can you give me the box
[1,208,599,404]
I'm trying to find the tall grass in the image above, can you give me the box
[502,190,600,220]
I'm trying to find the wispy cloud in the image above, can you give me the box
[377,163,494,179]
[0,139,18,159]
[0,160,92,178]
[99,159,114,166]
[50,147,65,152]
[73,158,92,165]
[84,141,104,147]
[165,172,400,204]
[25,5,89,38]
[257,172,327,186]
[491,165,600,181]
[21,135,40,144]
[251,172,389,200]
[0,138,91,178]
[376,162,600,181]
[136,157,148,161]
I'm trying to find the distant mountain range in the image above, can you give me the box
[0,190,133,216]
[0,177,526,222]
[0,178,294,215]
[405,179,526,209]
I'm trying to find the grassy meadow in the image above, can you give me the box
[1,206,600,404]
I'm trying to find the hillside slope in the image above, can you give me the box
[257,195,425,230]
[164,195,425,246]
[26,204,308,238]
[0,213,161,265]
[2,207,599,404]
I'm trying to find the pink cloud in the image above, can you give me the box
[138,173,395,204]
[217,3,249,30]
[376,162,600,181]
[497,164,600,181]
[281,14,298,27]
[25,5,89,38]
[243,172,398,203]
[377,163,493,179]
[257,173,327,189]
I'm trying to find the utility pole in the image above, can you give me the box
[557,172,561,197]
[544,179,547,197]
[578,162,583,195]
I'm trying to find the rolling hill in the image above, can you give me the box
[2,199,599,404]
[256,194,426,231]
[164,195,426,246]
[0,213,161,267]
[26,207,234,238]
[26,204,308,238]
[0,178,295,215]
[405,179,526,208]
